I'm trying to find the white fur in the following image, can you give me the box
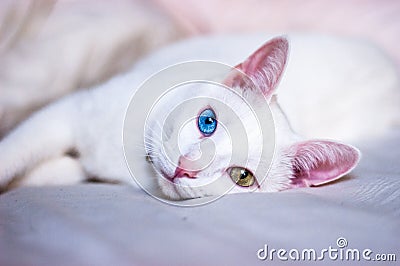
[19,157,86,187]
[0,34,399,200]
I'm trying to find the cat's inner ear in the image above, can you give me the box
[224,37,289,99]
[286,140,360,188]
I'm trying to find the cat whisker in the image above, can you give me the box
[144,132,162,141]
[144,124,163,137]
[144,125,162,134]
[143,138,161,144]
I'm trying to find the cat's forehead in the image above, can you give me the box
[151,82,261,121]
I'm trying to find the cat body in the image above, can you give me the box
[0,34,399,199]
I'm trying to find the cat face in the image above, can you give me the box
[144,37,360,200]
[145,81,273,199]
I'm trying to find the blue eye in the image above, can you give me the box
[198,108,217,136]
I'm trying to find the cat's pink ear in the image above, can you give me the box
[287,140,360,188]
[224,37,288,98]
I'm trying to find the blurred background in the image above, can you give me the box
[1,0,399,137]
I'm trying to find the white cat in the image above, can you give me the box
[0,34,399,200]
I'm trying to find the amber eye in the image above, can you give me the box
[229,167,255,187]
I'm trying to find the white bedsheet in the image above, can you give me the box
[1,130,399,265]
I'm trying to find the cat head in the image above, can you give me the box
[144,37,360,200]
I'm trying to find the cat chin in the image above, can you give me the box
[157,176,198,200]
[156,174,231,200]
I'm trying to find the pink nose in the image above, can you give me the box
[173,156,198,179]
